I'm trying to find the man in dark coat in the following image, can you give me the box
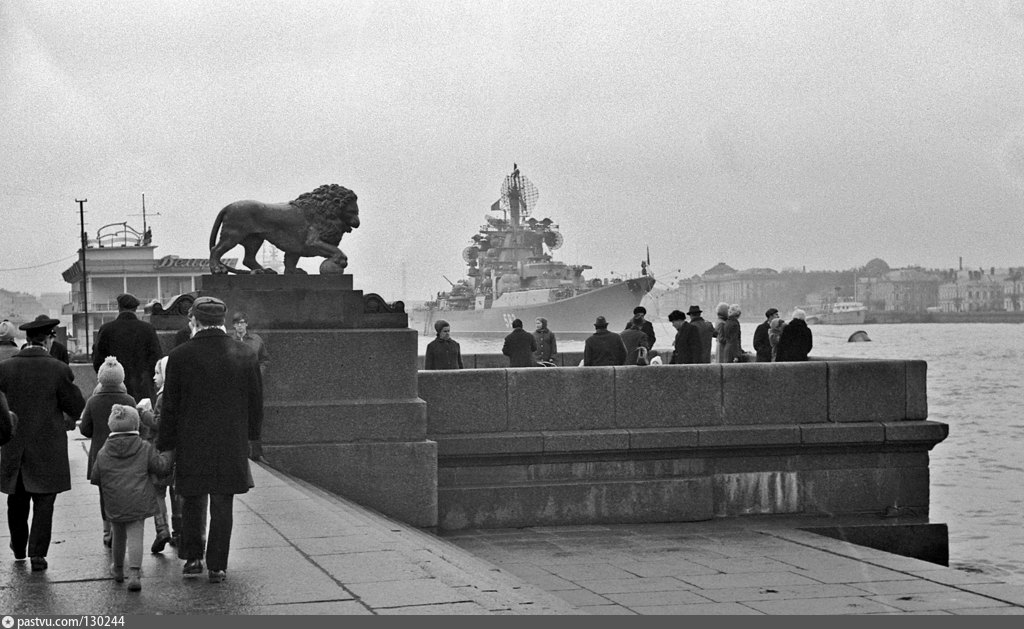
[424,320,463,370]
[92,293,163,402]
[752,308,779,363]
[668,310,703,364]
[0,316,86,570]
[776,309,814,362]
[686,306,715,364]
[156,296,263,583]
[624,306,656,351]
[584,316,627,366]
[502,319,537,367]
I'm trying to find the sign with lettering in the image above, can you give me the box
[154,255,237,270]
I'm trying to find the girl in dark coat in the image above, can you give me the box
[79,357,137,548]
[91,404,173,591]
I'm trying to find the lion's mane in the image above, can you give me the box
[290,184,359,241]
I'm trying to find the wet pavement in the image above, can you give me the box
[3,432,1022,615]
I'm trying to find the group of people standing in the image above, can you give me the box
[0,292,264,591]
[423,301,812,370]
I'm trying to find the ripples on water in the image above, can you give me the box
[424,323,1024,583]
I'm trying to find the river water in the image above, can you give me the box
[419,323,1024,583]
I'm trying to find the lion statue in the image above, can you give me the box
[208,184,359,274]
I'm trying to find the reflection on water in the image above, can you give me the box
[422,323,1024,583]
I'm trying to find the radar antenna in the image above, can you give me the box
[499,164,540,221]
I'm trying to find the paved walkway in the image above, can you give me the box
[2,432,1022,615]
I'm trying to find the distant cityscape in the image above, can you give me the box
[654,257,1024,322]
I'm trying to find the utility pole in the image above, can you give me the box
[76,198,89,355]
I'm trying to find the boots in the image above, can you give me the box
[110,563,124,583]
[127,568,141,592]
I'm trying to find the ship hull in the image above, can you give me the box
[805,309,867,325]
[409,276,655,337]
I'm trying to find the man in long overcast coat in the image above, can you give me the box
[156,296,262,583]
[92,293,163,402]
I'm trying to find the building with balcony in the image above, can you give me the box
[60,221,235,354]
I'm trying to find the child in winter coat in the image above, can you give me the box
[138,356,175,553]
[90,404,173,591]
[79,357,137,549]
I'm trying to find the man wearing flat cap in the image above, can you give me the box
[753,308,780,363]
[156,296,263,584]
[92,293,163,402]
[623,306,656,351]
[0,316,86,571]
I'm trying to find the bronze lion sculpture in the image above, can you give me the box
[208,184,359,274]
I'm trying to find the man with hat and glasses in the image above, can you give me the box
[156,296,263,584]
[0,316,86,571]
[92,293,163,403]
[686,306,715,364]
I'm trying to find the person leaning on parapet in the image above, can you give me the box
[0,315,86,571]
[667,310,703,364]
[502,319,537,368]
[231,312,269,377]
[620,316,651,366]
[532,317,557,365]
[583,316,627,367]
[156,296,263,584]
[753,308,780,363]
[624,306,656,351]
[92,293,164,402]
[686,305,714,364]
[776,309,813,362]
[424,320,463,370]
[711,302,730,363]
[0,320,20,362]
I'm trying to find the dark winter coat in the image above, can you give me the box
[49,340,70,364]
[670,322,704,365]
[776,318,814,362]
[92,311,163,402]
[719,316,744,364]
[0,346,86,494]
[90,433,172,522]
[155,328,262,496]
[532,328,557,363]
[623,318,656,350]
[0,391,13,447]
[502,328,537,367]
[690,317,715,364]
[424,337,464,370]
[79,387,137,480]
[583,329,627,366]
[620,328,651,365]
[753,320,773,363]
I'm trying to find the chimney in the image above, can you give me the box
[959,257,962,271]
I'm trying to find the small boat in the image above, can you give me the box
[803,301,868,325]
[848,330,871,342]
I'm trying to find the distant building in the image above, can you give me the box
[0,289,46,324]
[1004,269,1024,312]
[856,268,940,313]
[937,268,1009,313]
[60,221,235,353]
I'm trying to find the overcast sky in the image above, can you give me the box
[2,0,1023,302]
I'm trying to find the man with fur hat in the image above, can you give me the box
[92,293,163,402]
[686,306,715,364]
[623,306,656,351]
[752,308,780,363]
[776,309,814,362]
[424,320,463,370]
[0,315,86,570]
[0,319,20,362]
[583,316,627,366]
[502,319,537,368]
[156,296,263,583]
[668,310,703,364]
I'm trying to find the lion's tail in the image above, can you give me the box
[208,206,247,274]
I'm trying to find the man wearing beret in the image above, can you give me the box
[156,296,263,584]
[92,293,163,402]
[0,316,86,571]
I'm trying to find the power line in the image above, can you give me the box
[0,253,78,272]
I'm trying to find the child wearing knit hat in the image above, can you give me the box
[79,357,136,549]
[90,404,174,592]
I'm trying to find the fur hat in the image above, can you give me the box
[792,309,807,321]
[107,404,140,433]
[97,356,125,390]
[190,296,227,325]
[0,320,15,342]
[667,309,686,322]
[434,319,450,334]
[116,293,140,310]
[633,306,647,315]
